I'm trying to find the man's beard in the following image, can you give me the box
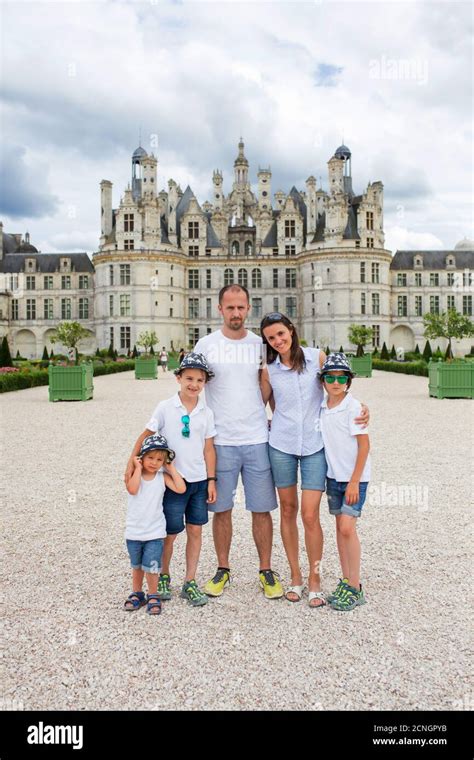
[229,319,243,331]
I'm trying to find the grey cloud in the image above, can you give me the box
[0,145,59,218]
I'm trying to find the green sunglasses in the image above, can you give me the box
[324,375,349,384]
[181,414,190,437]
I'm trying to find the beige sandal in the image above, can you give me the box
[285,585,305,602]
[308,591,326,608]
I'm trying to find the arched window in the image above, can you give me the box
[252,268,262,288]
[245,241,253,255]
[238,268,248,287]
[224,268,234,286]
[231,241,240,255]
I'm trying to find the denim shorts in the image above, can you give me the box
[268,446,327,491]
[326,478,369,518]
[163,479,209,534]
[212,443,278,513]
[126,538,164,573]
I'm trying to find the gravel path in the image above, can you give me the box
[2,370,472,711]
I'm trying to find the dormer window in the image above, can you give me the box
[414,256,423,268]
[446,256,455,267]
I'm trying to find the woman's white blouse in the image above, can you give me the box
[267,347,324,456]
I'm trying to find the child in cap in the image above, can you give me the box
[124,434,186,616]
[125,353,217,607]
[319,353,371,611]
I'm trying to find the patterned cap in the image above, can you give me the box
[139,434,175,463]
[174,352,214,379]
[320,352,354,377]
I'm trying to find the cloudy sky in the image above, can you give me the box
[1,0,472,255]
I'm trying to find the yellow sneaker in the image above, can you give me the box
[204,568,231,597]
[259,569,284,599]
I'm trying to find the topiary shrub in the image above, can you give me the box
[0,336,13,368]
[422,340,432,361]
[380,342,390,360]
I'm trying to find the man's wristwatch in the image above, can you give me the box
[207,476,218,482]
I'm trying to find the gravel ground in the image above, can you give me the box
[1,369,472,711]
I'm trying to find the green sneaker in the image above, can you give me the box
[157,573,172,601]
[327,577,349,604]
[259,569,284,600]
[204,568,231,597]
[330,583,366,611]
[180,580,208,607]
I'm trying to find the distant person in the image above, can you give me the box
[178,348,186,364]
[124,434,185,616]
[125,353,217,607]
[159,347,169,372]
[319,353,371,611]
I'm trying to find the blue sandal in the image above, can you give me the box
[146,593,162,616]
[124,591,146,611]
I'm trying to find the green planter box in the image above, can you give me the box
[428,359,474,399]
[135,357,158,379]
[49,363,94,401]
[347,354,372,378]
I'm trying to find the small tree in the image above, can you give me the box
[325,346,330,355]
[0,336,13,367]
[423,309,474,360]
[422,340,432,361]
[16,350,21,359]
[150,344,155,355]
[380,342,390,360]
[42,346,49,361]
[372,346,379,357]
[414,344,420,355]
[50,349,54,359]
[137,330,158,355]
[107,341,115,361]
[339,345,344,353]
[132,344,138,359]
[50,322,89,365]
[390,344,396,359]
[347,324,373,357]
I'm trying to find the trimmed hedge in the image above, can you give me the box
[0,360,137,393]
[372,359,428,377]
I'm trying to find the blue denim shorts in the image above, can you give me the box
[268,446,327,491]
[163,479,209,534]
[126,538,164,573]
[326,478,369,518]
[212,443,278,513]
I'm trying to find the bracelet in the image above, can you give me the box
[207,476,218,482]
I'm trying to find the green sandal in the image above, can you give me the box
[157,573,172,601]
[330,584,366,611]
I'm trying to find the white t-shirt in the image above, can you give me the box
[194,329,268,446]
[319,393,371,482]
[125,471,167,541]
[146,393,216,482]
[160,351,168,362]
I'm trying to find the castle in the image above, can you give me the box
[0,140,472,357]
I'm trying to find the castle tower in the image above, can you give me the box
[327,155,345,195]
[167,179,179,245]
[257,167,272,210]
[305,175,317,236]
[233,137,249,189]
[141,153,158,201]
[131,145,147,201]
[212,170,223,209]
[100,180,113,241]
[334,144,353,195]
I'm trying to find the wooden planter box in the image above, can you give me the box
[428,359,474,399]
[135,357,158,379]
[49,363,94,401]
[347,353,372,378]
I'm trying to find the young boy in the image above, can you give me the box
[124,434,186,616]
[319,353,371,611]
[126,353,217,607]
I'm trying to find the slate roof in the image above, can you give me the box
[262,221,278,247]
[342,205,360,240]
[0,252,94,273]
[391,250,474,270]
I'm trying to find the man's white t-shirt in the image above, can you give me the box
[146,393,216,482]
[125,471,167,541]
[319,393,371,482]
[194,329,268,446]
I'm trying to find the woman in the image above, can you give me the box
[259,312,368,607]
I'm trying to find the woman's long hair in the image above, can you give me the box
[260,313,306,374]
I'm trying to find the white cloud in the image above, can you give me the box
[0,0,472,253]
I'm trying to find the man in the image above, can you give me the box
[159,346,169,372]
[194,284,283,599]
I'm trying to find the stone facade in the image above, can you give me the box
[0,142,472,358]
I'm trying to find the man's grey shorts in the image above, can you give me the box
[211,443,278,513]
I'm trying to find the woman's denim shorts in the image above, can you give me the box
[268,446,327,491]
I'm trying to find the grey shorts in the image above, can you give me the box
[211,443,278,513]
